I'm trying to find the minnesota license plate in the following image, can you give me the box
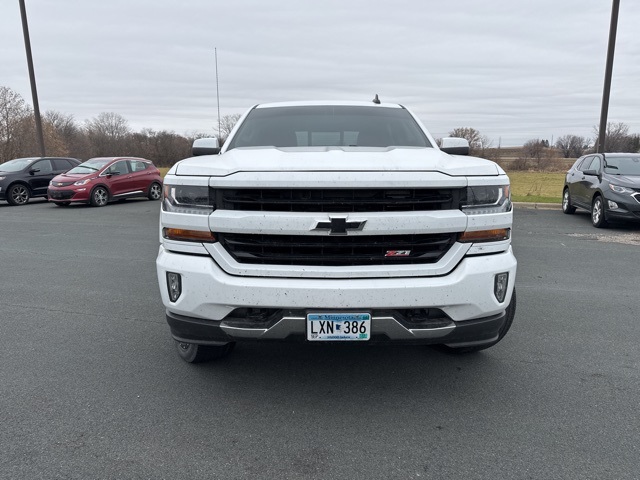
[306,313,371,341]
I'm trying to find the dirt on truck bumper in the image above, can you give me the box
[156,245,517,346]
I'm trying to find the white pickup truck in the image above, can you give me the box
[156,101,517,363]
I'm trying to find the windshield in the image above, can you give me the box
[226,106,432,150]
[604,156,640,175]
[67,158,112,174]
[0,158,38,172]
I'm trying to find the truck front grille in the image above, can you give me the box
[217,233,457,266]
[217,188,462,212]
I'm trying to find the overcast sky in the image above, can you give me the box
[1,0,639,146]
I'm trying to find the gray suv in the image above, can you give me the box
[562,153,640,227]
[0,157,80,205]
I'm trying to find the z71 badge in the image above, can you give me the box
[385,250,411,257]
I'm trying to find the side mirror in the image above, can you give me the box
[440,137,470,156]
[192,137,220,156]
[582,169,598,176]
[29,168,40,175]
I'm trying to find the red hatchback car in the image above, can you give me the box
[48,157,163,207]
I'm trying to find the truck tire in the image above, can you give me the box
[174,341,235,363]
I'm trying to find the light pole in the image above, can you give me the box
[19,0,46,157]
[597,0,621,154]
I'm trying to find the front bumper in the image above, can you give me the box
[47,186,91,203]
[157,245,517,345]
[166,309,507,347]
[603,191,640,222]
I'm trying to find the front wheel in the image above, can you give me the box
[148,182,162,201]
[7,184,30,206]
[437,289,516,354]
[175,341,235,363]
[591,195,608,228]
[90,186,109,207]
[562,188,576,214]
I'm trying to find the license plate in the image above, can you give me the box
[307,313,371,341]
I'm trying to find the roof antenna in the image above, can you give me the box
[372,94,381,104]
[215,47,221,141]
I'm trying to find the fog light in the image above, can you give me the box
[494,273,509,303]
[607,200,619,210]
[166,272,182,302]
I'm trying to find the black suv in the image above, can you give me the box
[562,153,640,227]
[0,157,80,206]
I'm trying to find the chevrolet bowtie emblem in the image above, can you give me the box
[313,217,366,235]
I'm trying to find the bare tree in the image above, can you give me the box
[0,86,31,162]
[555,134,587,158]
[449,127,482,149]
[214,113,242,145]
[593,121,632,152]
[43,110,93,159]
[475,134,495,158]
[513,139,551,170]
[448,127,496,158]
[128,129,192,166]
[84,112,131,156]
[45,110,77,139]
[1,86,215,164]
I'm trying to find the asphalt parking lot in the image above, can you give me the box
[1,199,639,479]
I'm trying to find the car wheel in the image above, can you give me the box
[90,186,109,207]
[562,188,576,214]
[7,184,30,206]
[148,182,162,201]
[436,288,516,354]
[55,202,71,207]
[174,341,235,363]
[591,195,608,228]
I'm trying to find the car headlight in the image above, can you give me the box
[163,184,215,214]
[609,184,635,194]
[462,185,511,215]
[73,179,92,186]
[0,176,6,181]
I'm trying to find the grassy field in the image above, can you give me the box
[507,171,564,203]
[158,167,564,204]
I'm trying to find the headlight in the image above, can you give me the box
[609,184,635,194]
[74,179,92,186]
[163,184,214,214]
[462,185,511,215]
[0,176,6,181]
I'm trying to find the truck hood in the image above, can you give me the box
[173,147,502,177]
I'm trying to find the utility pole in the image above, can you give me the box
[19,0,46,157]
[597,0,621,154]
